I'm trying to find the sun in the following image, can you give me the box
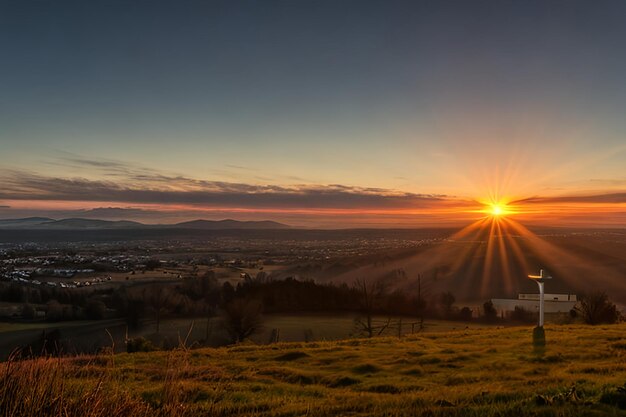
[488,203,510,217]
[476,198,519,218]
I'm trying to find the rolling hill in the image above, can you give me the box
[3,324,626,416]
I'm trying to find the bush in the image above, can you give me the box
[439,292,455,318]
[458,307,473,321]
[144,259,161,271]
[576,292,621,325]
[482,300,498,322]
[599,384,626,409]
[126,337,158,353]
[510,306,535,323]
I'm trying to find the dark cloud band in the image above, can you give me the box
[0,170,457,210]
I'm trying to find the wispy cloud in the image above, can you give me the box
[41,152,238,183]
[587,178,626,187]
[512,193,626,205]
[44,153,150,175]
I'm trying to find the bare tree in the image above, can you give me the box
[415,274,428,332]
[221,298,263,344]
[354,278,391,338]
[199,271,219,342]
[143,285,178,333]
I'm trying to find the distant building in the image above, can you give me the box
[492,293,577,315]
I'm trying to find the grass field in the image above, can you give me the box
[148,315,500,346]
[0,319,115,333]
[0,315,498,359]
[2,324,626,416]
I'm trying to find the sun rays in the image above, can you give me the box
[320,189,623,306]
[380,196,624,301]
[454,200,550,298]
[434,204,624,300]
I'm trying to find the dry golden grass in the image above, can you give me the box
[2,324,626,416]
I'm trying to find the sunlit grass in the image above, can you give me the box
[2,324,626,416]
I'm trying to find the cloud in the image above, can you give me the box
[47,152,286,183]
[512,193,626,205]
[59,157,132,170]
[0,169,458,210]
[226,164,258,171]
[587,178,626,186]
[44,154,145,175]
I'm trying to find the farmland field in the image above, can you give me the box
[2,324,626,416]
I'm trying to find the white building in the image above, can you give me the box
[492,293,577,314]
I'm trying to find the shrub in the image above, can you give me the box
[458,306,473,321]
[439,292,455,318]
[576,292,621,325]
[599,384,626,409]
[482,300,498,322]
[126,337,158,353]
[510,306,535,323]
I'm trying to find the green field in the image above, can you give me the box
[2,323,626,416]
[0,315,498,359]
[148,315,500,346]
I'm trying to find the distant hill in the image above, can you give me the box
[35,218,145,230]
[172,219,290,230]
[0,217,55,228]
[0,217,290,230]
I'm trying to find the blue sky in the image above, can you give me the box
[1,0,625,226]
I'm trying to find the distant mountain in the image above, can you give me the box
[34,218,145,230]
[0,217,290,230]
[172,219,290,230]
[0,217,55,228]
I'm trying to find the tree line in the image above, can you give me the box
[0,271,622,343]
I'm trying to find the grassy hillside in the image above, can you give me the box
[2,324,626,416]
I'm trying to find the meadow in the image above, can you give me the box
[2,324,625,416]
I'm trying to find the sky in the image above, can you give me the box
[1,0,625,227]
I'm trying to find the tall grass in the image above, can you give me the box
[0,349,195,417]
[1,353,145,416]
